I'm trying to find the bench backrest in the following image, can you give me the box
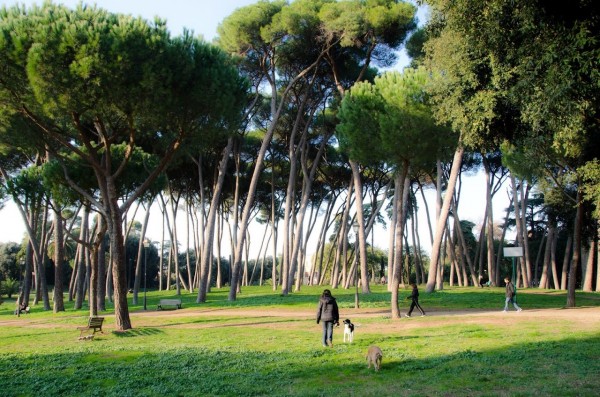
[89,317,104,327]
[160,299,181,304]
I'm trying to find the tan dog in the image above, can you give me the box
[366,345,383,371]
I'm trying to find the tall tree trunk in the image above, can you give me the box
[159,214,165,291]
[417,181,435,245]
[197,138,233,302]
[482,156,496,284]
[88,222,101,317]
[539,226,553,289]
[596,223,600,292]
[281,97,305,296]
[387,178,397,291]
[133,202,152,304]
[452,198,478,286]
[333,180,353,289]
[445,226,458,286]
[534,232,546,285]
[510,174,529,288]
[96,214,107,312]
[567,188,583,307]
[549,226,559,290]
[289,128,329,293]
[561,235,572,290]
[75,207,89,310]
[426,145,464,292]
[216,207,223,289]
[494,199,511,286]
[391,164,409,319]
[520,182,533,287]
[36,202,50,309]
[582,238,595,292]
[349,160,370,294]
[309,196,334,286]
[52,204,65,312]
[185,201,193,292]
[250,221,269,286]
[168,189,182,295]
[270,166,279,291]
[107,202,132,330]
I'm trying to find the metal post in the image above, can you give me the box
[352,222,360,309]
[512,257,517,303]
[16,260,24,317]
[143,239,149,310]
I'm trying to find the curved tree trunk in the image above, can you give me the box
[426,145,464,292]
[197,138,233,302]
[289,127,329,292]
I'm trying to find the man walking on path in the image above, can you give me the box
[504,277,522,312]
[406,283,426,317]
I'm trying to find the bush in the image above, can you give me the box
[0,278,19,298]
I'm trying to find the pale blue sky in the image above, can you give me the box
[0,0,258,40]
[0,1,428,41]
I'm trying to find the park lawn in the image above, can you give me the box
[0,285,599,396]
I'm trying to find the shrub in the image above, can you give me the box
[0,278,19,298]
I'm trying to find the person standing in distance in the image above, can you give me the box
[316,289,339,347]
[504,277,523,312]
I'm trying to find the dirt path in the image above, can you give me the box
[3,305,598,332]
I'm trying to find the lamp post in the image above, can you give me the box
[352,222,360,309]
[143,239,150,310]
[16,259,24,317]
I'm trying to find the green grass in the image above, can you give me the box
[1,285,599,396]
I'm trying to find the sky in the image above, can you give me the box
[0,0,510,258]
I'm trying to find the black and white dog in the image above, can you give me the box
[343,319,355,343]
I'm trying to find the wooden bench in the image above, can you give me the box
[77,317,104,340]
[157,299,182,310]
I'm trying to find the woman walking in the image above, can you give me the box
[316,289,339,347]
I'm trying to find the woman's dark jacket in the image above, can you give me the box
[316,295,339,324]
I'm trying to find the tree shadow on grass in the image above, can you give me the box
[113,327,164,337]
[1,334,599,396]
